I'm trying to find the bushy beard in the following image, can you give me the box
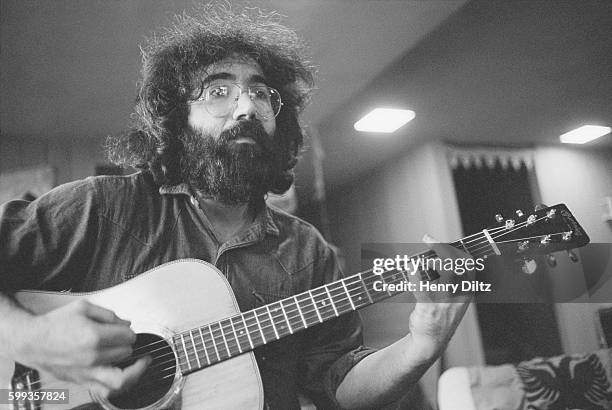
[178,120,282,205]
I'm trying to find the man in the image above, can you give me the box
[0,5,470,409]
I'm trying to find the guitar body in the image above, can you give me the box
[0,260,264,410]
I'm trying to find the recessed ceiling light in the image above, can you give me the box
[354,108,415,133]
[559,125,611,144]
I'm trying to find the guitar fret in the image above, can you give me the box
[308,290,323,322]
[341,280,356,310]
[198,328,211,365]
[179,333,192,371]
[209,326,221,361]
[265,305,280,339]
[346,280,367,308]
[378,273,393,296]
[241,315,255,349]
[359,272,374,304]
[229,318,242,354]
[312,288,335,319]
[219,321,231,357]
[173,337,187,372]
[233,316,249,351]
[294,295,308,328]
[482,229,501,255]
[390,270,404,283]
[324,285,339,316]
[253,311,267,344]
[279,301,293,334]
[189,330,201,368]
[459,238,470,254]
[327,283,353,312]
[360,273,381,302]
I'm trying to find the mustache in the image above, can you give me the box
[220,120,274,151]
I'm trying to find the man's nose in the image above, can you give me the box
[232,91,257,121]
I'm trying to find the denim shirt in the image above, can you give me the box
[0,171,375,409]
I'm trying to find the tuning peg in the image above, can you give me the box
[540,235,551,244]
[495,214,504,223]
[526,214,537,225]
[546,254,557,268]
[505,219,516,229]
[534,204,548,211]
[567,250,579,263]
[517,240,529,252]
[515,209,524,218]
[521,258,537,274]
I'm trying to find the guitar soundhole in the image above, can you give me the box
[107,333,177,409]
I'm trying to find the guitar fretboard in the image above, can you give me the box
[171,230,498,375]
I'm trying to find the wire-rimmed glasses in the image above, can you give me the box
[188,82,283,120]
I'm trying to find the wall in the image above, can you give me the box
[0,136,108,187]
[534,145,612,354]
[327,141,485,403]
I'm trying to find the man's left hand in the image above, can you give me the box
[406,235,475,353]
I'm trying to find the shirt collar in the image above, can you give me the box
[262,204,280,237]
[159,183,280,238]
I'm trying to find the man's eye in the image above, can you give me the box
[208,86,229,98]
[252,88,270,100]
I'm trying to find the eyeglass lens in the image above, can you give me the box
[200,84,282,119]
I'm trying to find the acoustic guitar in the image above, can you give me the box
[0,204,590,409]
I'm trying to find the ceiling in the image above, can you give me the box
[1,0,611,200]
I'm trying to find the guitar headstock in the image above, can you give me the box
[490,203,590,260]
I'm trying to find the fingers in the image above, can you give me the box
[81,301,131,326]
[93,345,134,365]
[77,301,136,348]
[119,356,152,392]
[96,323,137,347]
[89,356,152,397]
[423,234,468,259]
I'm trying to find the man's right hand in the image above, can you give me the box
[14,300,150,397]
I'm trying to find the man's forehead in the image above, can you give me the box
[200,55,265,81]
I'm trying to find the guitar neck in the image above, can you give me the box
[173,231,499,375]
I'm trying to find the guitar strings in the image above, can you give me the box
[16,217,559,391]
[125,222,517,357]
[139,216,563,371]
[490,232,569,245]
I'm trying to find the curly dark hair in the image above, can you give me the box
[106,3,315,193]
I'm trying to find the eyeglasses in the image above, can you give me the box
[188,82,283,120]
